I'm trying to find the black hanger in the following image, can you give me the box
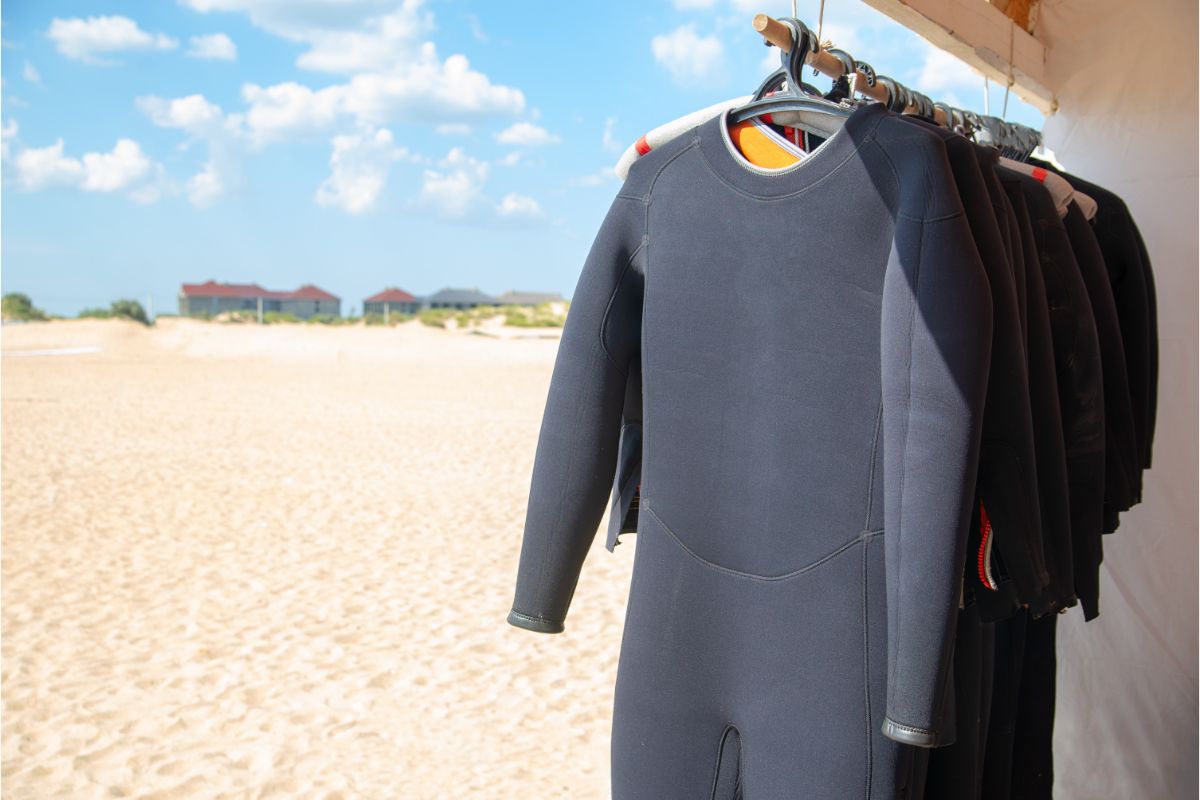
[728,18,852,138]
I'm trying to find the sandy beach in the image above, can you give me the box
[2,318,634,799]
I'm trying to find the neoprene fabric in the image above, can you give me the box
[996,174,1077,615]
[1002,168,1107,622]
[508,102,993,796]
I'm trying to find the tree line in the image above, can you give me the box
[2,293,151,326]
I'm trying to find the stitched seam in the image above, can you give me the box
[508,609,562,626]
[647,139,699,199]
[644,501,883,582]
[898,210,965,223]
[640,166,652,514]
[598,241,645,370]
[695,130,877,202]
[862,539,872,800]
[921,138,935,220]
[616,137,696,204]
[709,724,738,800]
[863,401,883,531]
[870,138,902,211]
[883,718,935,735]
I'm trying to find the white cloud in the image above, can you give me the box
[184,0,433,74]
[1,118,18,161]
[315,127,408,214]
[23,61,43,87]
[334,46,525,124]
[497,193,542,218]
[602,117,621,152]
[6,135,167,201]
[155,1,529,211]
[180,1,524,126]
[464,12,488,43]
[180,0,416,40]
[240,81,342,144]
[230,47,524,144]
[651,25,725,83]
[80,139,152,191]
[187,33,237,60]
[415,147,541,223]
[495,121,559,147]
[912,43,983,96]
[419,146,489,219]
[137,94,243,206]
[11,140,84,189]
[497,151,522,167]
[138,94,231,136]
[294,5,433,73]
[185,162,225,207]
[48,15,178,64]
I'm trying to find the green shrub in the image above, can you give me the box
[218,310,258,324]
[1,293,48,321]
[78,307,112,320]
[263,311,301,324]
[109,299,151,326]
[502,301,566,328]
[364,312,413,326]
[418,308,454,328]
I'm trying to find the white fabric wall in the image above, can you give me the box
[1036,1,1198,797]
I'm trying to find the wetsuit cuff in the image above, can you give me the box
[507,608,565,634]
[880,718,939,748]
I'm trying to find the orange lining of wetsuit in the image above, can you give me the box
[728,119,805,168]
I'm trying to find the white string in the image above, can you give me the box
[983,76,990,115]
[1002,21,1014,118]
[813,0,826,78]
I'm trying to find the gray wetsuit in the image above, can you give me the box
[507,103,992,798]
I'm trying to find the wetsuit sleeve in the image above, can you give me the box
[1130,221,1158,471]
[880,206,993,747]
[507,192,646,634]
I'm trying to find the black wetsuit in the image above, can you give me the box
[1028,160,1160,482]
[507,102,993,797]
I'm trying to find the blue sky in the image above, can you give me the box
[1,0,1045,317]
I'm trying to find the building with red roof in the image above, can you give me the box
[178,280,341,319]
[360,286,565,319]
[363,288,420,316]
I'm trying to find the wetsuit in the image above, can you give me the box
[1027,160,1160,481]
[507,102,992,797]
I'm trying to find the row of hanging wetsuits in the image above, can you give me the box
[505,99,1158,799]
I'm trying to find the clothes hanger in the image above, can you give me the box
[727,17,852,140]
[820,49,859,105]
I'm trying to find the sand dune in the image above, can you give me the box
[2,318,634,799]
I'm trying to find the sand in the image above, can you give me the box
[1,318,635,799]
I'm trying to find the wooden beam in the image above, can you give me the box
[992,0,1039,33]
[860,0,1056,114]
